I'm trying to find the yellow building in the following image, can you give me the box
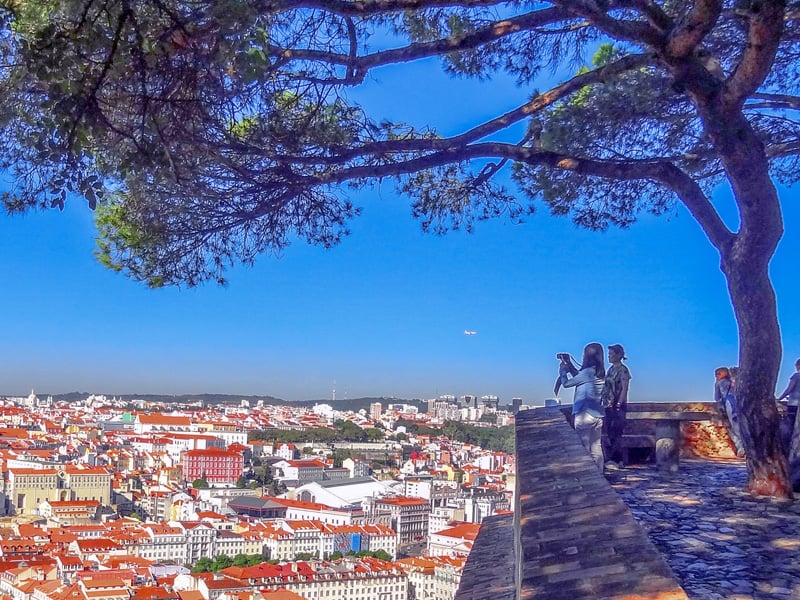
[4,465,113,516]
[439,465,456,482]
[7,468,60,516]
[60,465,113,505]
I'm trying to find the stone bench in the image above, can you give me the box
[562,403,719,471]
[624,408,713,471]
[618,433,656,464]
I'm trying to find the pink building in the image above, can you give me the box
[183,447,244,485]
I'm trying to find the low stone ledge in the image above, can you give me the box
[514,407,689,600]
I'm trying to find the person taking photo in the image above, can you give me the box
[559,342,606,469]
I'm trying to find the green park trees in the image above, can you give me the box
[1,0,800,495]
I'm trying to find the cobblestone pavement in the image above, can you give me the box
[606,459,800,600]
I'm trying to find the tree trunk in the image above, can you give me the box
[706,108,791,498]
[723,258,791,497]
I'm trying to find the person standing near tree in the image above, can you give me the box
[560,343,606,470]
[715,367,745,457]
[777,358,800,450]
[602,344,632,469]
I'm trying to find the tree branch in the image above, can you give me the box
[553,0,663,45]
[259,0,510,16]
[666,0,723,58]
[613,0,673,33]
[226,52,651,168]
[766,139,800,158]
[446,52,652,145]
[722,0,786,110]
[749,91,800,109]
[296,142,735,250]
[268,7,572,71]
[67,3,131,149]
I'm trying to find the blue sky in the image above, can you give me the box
[1,54,799,405]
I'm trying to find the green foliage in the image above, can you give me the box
[1,0,797,290]
[191,557,214,573]
[248,420,373,445]
[364,427,385,442]
[253,464,274,486]
[354,549,392,561]
[395,418,513,453]
[441,421,515,454]
[192,553,246,574]
[192,478,209,489]
[591,43,618,68]
[341,549,392,560]
[293,552,315,561]
[233,553,265,567]
[94,200,169,288]
[332,448,360,468]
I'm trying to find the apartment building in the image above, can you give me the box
[184,558,408,600]
[179,521,217,564]
[365,497,430,545]
[426,523,480,557]
[183,447,244,485]
[396,558,437,600]
[433,558,466,600]
[135,523,188,564]
[261,520,398,562]
[214,529,263,559]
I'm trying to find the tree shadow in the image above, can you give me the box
[606,460,800,599]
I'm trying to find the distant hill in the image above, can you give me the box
[38,392,426,414]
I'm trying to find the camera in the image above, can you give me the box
[556,353,571,362]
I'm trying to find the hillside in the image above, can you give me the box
[36,392,426,414]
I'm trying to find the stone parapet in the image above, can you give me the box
[513,407,688,599]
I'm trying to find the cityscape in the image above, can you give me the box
[1,0,799,597]
[0,390,521,600]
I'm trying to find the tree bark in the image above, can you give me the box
[710,111,791,498]
[723,254,790,497]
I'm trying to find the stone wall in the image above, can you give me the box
[458,406,692,600]
[454,514,515,600]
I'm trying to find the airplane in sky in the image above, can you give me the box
[464,330,477,336]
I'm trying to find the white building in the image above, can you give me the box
[290,477,393,509]
[180,557,408,600]
[427,522,480,557]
